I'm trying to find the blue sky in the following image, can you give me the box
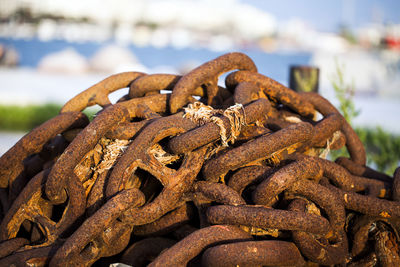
[243,0,400,32]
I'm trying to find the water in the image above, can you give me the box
[0,37,311,83]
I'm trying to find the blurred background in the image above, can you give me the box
[0,0,399,172]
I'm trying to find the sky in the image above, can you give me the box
[243,0,400,32]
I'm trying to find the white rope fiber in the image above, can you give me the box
[93,139,130,173]
[183,102,247,147]
[319,130,341,159]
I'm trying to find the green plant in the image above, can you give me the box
[355,127,400,175]
[328,61,400,175]
[330,60,360,124]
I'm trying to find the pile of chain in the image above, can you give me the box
[0,52,399,266]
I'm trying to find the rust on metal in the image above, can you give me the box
[50,188,144,266]
[206,205,332,235]
[0,237,29,258]
[192,181,246,206]
[0,170,86,249]
[226,70,315,117]
[302,92,366,165]
[233,81,262,105]
[393,167,400,201]
[169,52,257,113]
[227,165,274,195]
[253,156,323,206]
[202,240,306,267]
[288,198,349,265]
[61,71,146,113]
[133,203,195,236]
[0,112,88,189]
[129,73,205,98]
[202,122,314,182]
[326,183,400,218]
[149,225,252,267]
[0,245,59,266]
[106,115,208,227]
[335,156,393,182]
[120,237,177,267]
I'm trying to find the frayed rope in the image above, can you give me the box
[183,102,247,147]
[149,143,180,165]
[92,139,130,173]
[319,130,341,159]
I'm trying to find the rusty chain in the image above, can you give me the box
[0,52,398,266]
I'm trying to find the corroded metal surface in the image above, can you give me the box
[61,71,146,112]
[202,240,306,267]
[149,225,252,267]
[192,180,246,206]
[133,203,195,236]
[252,156,323,206]
[0,237,29,258]
[226,70,315,117]
[50,188,144,266]
[0,170,86,246]
[120,237,176,267]
[202,121,314,181]
[336,156,393,182]
[394,167,400,201]
[289,198,348,265]
[129,73,205,98]
[303,91,366,165]
[169,52,257,113]
[0,52,398,266]
[227,165,274,195]
[206,205,331,235]
[0,112,88,189]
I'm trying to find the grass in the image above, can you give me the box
[0,103,61,131]
[0,103,98,132]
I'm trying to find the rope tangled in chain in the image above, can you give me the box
[183,102,246,147]
[150,143,181,165]
[319,130,341,159]
[92,139,131,174]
